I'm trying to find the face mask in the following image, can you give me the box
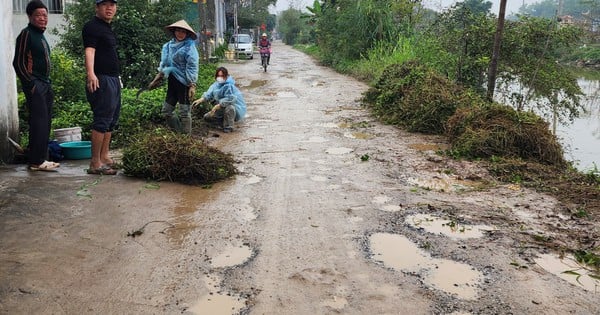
[216,77,225,83]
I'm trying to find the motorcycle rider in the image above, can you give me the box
[258,33,271,65]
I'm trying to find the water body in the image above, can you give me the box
[556,76,600,172]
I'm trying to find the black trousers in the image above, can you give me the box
[24,80,54,165]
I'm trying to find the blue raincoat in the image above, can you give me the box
[158,37,198,86]
[201,75,247,121]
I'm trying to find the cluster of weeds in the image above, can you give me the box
[121,128,237,185]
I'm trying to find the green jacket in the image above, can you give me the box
[13,23,51,90]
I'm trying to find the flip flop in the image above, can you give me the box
[29,161,58,172]
[46,160,60,167]
[103,159,119,169]
[87,165,117,175]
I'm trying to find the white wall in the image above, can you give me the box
[1,1,19,163]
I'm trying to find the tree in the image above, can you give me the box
[236,0,277,32]
[278,8,309,45]
[53,0,188,88]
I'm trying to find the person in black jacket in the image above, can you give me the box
[13,0,59,172]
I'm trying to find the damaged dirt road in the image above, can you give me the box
[1,41,599,314]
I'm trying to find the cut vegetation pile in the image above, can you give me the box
[362,60,566,167]
[121,129,237,185]
[446,104,566,166]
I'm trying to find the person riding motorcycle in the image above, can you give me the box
[258,33,271,65]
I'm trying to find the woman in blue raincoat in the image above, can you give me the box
[157,20,198,134]
[192,67,247,133]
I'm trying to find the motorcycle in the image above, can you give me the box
[259,47,270,72]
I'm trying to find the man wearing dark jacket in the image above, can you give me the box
[13,0,59,172]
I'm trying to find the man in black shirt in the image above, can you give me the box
[82,0,120,175]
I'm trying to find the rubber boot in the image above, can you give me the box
[161,102,182,132]
[223,105,236,132]
[179,104,192,134]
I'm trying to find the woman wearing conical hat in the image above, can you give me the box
[157,19,199,134]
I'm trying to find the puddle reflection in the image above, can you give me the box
[406,213,493,239]
[535,253,599,293]
[369,233,482,299]
[166,187,211,245]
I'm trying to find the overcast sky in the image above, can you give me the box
[270,0,540,14]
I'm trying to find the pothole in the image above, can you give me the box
[535,253,600,293]
[300,136,329,143]
[406,213,494,239]
[210,244,253,268]
[369,232,483,300]
[406,175,482,192]
[325,147,353,155]
[277,91,297,98]
[247,79,267,89]
[243,173,262,185]
[343,132,374,139]
[189,275,247,315]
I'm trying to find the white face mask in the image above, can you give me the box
[216,77,225,83]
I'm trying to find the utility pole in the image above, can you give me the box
[198,0,209,63]
[486,0,507,102]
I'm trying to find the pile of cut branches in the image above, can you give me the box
[121,128,237,185]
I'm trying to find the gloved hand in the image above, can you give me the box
[148,72,164,90]
[210,104,221,114]
[188,84,196,101]
[191,97,204,107]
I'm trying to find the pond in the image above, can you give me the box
[556,75,600,173]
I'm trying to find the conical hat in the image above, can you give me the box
[165,20,197,40]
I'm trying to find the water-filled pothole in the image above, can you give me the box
[535,253,599,293]
[189,275,246,314]
[406,213,494,239]
[369,232,482,299]
[343,132,374,140]
[406,175,482,192]
[210,244,253,268]
[325,147,353,155]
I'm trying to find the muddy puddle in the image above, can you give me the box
[535,253,600,293]
[343,131,374,139]
[210,243,253,268]
[325,147,353,155]
[406,213,494,239]
[165,186,212,245]
[406,174,482,192]
[189,275,247,315]
[369,232,483,300]
[371,195,403,212]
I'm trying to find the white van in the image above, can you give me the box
[228,34,254,59]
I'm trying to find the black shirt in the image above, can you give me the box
[82,16,120,76]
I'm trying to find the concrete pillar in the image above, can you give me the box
[1,1,19,163]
